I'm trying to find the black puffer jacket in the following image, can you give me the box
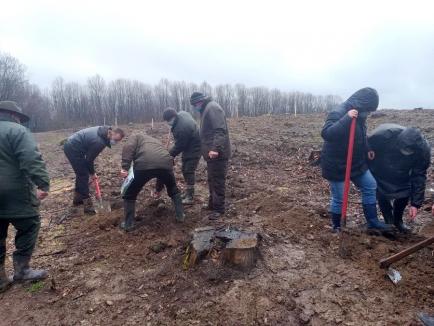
[169,111,201,160]
[65,126,111,174]
[368,123,431,208]
[321,87,379,181]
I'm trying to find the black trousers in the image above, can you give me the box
[181,156,201,186]
[64,143,90,199]
[377,193,409,224]
[0,216,40,265]
[207,159,228,213]
[123,169,179,201]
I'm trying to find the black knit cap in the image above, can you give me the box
[163,107,177,121]
[190,92,207,105]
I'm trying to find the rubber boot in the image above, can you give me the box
[72,191,84,206]
[418,313,434,326]
[13,256,48,282]
[171,193,185,222]
[363,204,395,233]
[83,198,96,215]
[394,214,411,234]
[331,213,341,233]
[182,186,194,205]
[0,263,13,293]
[120,200,136,232]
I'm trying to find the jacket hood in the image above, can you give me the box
[343,87,379,112]
[396,127,426,152]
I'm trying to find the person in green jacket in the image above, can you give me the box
[0,101,50,293]
[120,133,185,231]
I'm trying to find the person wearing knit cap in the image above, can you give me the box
[190,92,231,220]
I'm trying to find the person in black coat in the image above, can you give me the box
[320,87,393,233]
[64,126,125,214]
[368,124,431,233]
[162,108,201,204]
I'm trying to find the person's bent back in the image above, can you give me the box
[119,133,185,231]
[64,126,124,215]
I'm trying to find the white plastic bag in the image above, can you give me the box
[121,166,134,196]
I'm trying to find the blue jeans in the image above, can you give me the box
[328,170,377,215]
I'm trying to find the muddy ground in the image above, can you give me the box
[0,110,433,326]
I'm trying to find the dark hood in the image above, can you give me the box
[343,87,379,112]
[396,127,426,152]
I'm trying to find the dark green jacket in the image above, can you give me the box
[121,134,173,171]
[200,100,231,161]
[0,115,50,219]
[169,111,201,160]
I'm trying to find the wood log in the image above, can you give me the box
[188,226,215,266]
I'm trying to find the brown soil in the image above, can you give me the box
[1,110,433,326]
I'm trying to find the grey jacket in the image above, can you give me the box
[65,126,111,174]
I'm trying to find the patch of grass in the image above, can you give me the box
[26,281,45,293]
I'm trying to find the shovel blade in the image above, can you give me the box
[95,200,111,214]
[386,267,402,285]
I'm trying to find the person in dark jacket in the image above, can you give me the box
[320,88,393,234]
[120,133,185,231]
[64,126,124,214]
[368,124,431,233]
[0,101,50,293]
[190,92,231,220]
[162,108,201,204]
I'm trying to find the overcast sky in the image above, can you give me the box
[1,0,433,108]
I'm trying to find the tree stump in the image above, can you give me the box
[186,226,259,271]
[222,235,258,271]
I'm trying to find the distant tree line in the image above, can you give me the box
[0,52,342,132]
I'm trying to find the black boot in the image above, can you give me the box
[0,263,13,293]
[120,200,136,232]
[331,213,341,233]
[171,193,185,222]
[13,256,48,282]
[72,191,84,206]
[382,211,394,225]
[418,313,434,326]
[394,214,411,234]
[363,204,395,233]
[83,198,96,215]
[182,186,194,205]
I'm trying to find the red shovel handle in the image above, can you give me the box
[341,117,357,225]
[94,177,102,200]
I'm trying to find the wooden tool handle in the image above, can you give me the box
[379,236,434,269]
[94,177,102,200]
[341,117,357,225]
